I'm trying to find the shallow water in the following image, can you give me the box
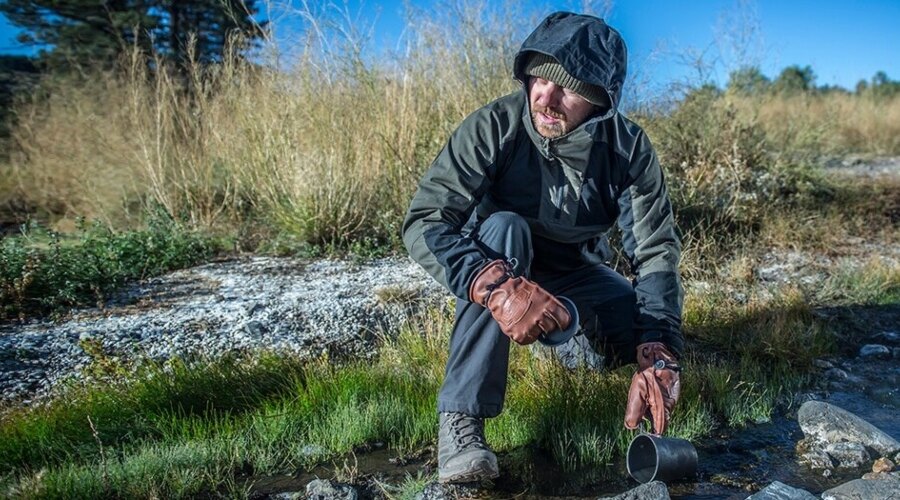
[248,355,899,499]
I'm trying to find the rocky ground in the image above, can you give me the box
[0,256,445,406]
[1,156,898,497]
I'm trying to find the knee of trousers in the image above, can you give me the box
[477,211,533,274]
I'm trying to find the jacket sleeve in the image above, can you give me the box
[401,105,506,300]
[616,131,685,357]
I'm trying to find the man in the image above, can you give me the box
[402,12,683,483]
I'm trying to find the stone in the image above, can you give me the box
[859,344,892,360]
[305,479,358,500]
[599,481,670,500]
[813,359,835,369]
[745,481,818,499]
[798,401,900,456]
[825,442,871,469]
[825,368,849,381]
[414,481,482,500]
[870,331,900,345]
[861,472,895,480]
[874,458,896,473]
[821,476,900,500]
[801,449,835,470]
[269,493,303,500]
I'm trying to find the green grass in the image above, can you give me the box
[0,212,219,321]
[0,295,824,498]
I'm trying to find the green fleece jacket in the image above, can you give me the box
[401,12,684,356]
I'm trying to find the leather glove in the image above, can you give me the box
[469,259,571,345]
[624,342,681,434]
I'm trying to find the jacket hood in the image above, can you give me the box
[514,12,627,112]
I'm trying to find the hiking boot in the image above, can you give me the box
[438,412,500,483]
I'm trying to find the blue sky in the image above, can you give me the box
[2,0,898,92]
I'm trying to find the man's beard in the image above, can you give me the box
[531,106,568,138]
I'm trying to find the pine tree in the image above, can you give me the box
[0,0,266,72]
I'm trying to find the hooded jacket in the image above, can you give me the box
[402,12,684,356]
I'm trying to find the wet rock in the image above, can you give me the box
[813,359,835,369]
[859,344,891,360]
[825,368,849,381]
[414,481,482,500]
[800,448,835,470]
[270,493,303,500]
[305,479,358,500]
[870,331,900,345]
[821,475,900,499]
[874,458,896,473]
[825,442,871,469]
[745,481,817,499]
[599,481,670,500]
[861,472,895,480]
[798,401,900,456]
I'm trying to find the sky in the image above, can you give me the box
[2,0,898,93]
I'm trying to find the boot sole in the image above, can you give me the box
[438,457,500,483]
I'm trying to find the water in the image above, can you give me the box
[247,355,899,498]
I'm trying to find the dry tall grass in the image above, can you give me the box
[2,5,898,251]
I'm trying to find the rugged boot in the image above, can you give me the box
[438,412,500,483]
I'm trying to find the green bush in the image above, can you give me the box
[0,212,218,320]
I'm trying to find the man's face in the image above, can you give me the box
[528,76,597,139]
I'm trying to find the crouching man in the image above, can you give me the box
[401,11,684,483]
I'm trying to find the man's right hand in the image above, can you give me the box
[469,259,571,345]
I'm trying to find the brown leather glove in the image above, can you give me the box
[469,259,571,345]
[624,342,681,434]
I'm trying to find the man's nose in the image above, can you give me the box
[536,82,563,107]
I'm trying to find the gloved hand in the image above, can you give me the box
[469,259,571,345]
[624,342,681,434]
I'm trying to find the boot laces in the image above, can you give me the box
[445,413,488,450]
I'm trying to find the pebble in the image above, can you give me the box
[873,457,895,473]
[859,344,891,360]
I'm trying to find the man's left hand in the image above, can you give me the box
[623,342,681,434]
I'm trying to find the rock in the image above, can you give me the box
[870,331,900,345]
[859,344,892,360]
[874,458,896,473]
[821,476,900,499]
[813,359,835,369]
[825,442,871,469]
[801,449,835,470]
[305,479,358,500]
[798,401,900,456]
[746,481,818,499]
[825,368,849,381]
[861,472,896,480]
[414,481,482,500]
[599,481,670,500]
[270,493,303,500]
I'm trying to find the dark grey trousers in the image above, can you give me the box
[437,211,638,418]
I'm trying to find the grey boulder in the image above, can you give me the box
[798,401,900,456]
[599,481,670,499]
[746,481,818,500]
[825,442,871,469]
[305,479,358,500]
[821,475,900,499]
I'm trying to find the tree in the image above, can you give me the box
[726,65,769,95]
[0,0,266,72]
[0,0,157,71]
[772,65,816,94]
[155,0,266,71]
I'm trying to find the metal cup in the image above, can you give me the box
[626,433,698,483]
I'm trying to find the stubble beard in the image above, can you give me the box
[531,106,568,139]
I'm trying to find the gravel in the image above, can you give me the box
[0,256,448,407]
